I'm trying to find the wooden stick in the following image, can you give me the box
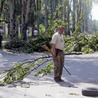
[42,45,60,62]
[42,45,71,76]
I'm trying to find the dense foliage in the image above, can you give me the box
[64,32,98,54]
[3,32,98,54]
[4,36,51,53]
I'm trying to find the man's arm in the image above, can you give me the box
[51,44,56,58]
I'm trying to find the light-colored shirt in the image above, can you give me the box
[51,32,64,50]
[0,29,4,35]
[34,30,38,35]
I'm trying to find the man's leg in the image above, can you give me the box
[53,52,64,82]
[58,51,64,81]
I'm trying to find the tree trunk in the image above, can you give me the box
[0,0,6,17]
[9,0,18,39]
[72,0,76,33]
[21,0,30,40]
[67,0,70,35]
[44,0,48,30]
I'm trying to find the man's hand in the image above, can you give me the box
[42,45,59,62]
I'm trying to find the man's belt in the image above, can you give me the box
[56,48,63,52]
[56,48,63,56]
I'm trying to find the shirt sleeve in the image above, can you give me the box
[51,34,58,44]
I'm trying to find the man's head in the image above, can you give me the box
[57,26,64,34]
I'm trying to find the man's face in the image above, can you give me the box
[58,27,64,34]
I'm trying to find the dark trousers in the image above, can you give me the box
[0,41,2,48]
[53,49,64,78]
[0,35,3,48]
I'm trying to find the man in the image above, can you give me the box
[33,29,38,38]
[51,26,64,82]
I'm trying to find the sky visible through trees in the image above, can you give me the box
[92,3,98,20]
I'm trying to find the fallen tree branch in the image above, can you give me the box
[0,50,82,86]
[0,55,53,86]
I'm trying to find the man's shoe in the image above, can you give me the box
[55,79,60,82]
[54,77,64,82]
[59,78,64,82]
[54,77,60,82]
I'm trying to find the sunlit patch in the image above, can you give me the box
[91,3,98,20]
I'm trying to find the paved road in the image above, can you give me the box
[0,50,98,98]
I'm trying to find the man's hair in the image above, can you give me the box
[57,26,64,29]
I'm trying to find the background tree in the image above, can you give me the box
[0,0,98,40]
